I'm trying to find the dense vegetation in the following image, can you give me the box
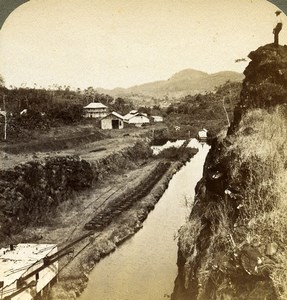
[0,86,136,141]
[0,80,242,143]
[164,81,242,138]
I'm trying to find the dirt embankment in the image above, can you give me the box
[0,141,152,242]
[0,134,197,300]
[172,44,287,300]
[46,160,185,300]
[43,144,196,300]
[0,124,108,154]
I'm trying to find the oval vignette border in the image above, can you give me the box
[0,0,287,30]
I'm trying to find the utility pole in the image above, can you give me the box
[1,95,7,140]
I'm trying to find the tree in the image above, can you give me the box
[0,75,4,87]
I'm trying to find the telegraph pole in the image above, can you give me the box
[1,95,7,140]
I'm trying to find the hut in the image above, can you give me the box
[101,112,124,129]
[197,128,208,142]
[151,115,163,123]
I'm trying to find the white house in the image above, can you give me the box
[123,110,150,127]
[0,243,58,300]
[83,102,108,118]
[101,112,124,129]
[197,128,208,142]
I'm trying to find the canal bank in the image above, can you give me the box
[6,139,204,300]
[79,144,210,300]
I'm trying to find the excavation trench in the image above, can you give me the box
[79,144,210,300]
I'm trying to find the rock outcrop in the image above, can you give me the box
[232,44,287,129]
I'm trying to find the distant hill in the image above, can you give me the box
[97,69,244,104]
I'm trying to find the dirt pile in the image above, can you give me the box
[173,44,287,300]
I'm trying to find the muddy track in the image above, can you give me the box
[43,158,190,300]
[84,161,171,231]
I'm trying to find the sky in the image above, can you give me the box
[0,0,287,90]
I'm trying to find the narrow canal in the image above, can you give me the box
[80,143,210,300]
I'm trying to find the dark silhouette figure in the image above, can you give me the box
[273,10,283,46]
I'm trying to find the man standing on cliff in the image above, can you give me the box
[273,10,283,46]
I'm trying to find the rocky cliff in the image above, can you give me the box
[173,44,287,300]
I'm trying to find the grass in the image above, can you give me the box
[225,105,287,298]
[178,217,203,289]
[178,105,287,298]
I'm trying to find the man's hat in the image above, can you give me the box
[275,10,282,16]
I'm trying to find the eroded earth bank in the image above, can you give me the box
[172,44,287,300]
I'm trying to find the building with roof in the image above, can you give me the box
[83,102,108,118]
[123,110,150,127]
[151,115,163,123]
[101,112,124,129]
[197,128,208,142]
[0,243,58,300]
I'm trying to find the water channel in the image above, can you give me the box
[80,143,210,300]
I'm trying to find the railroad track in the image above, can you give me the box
[84,161,171,231]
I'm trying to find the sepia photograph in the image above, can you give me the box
[0,0,287,299]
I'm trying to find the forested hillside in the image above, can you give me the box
[164,81,242,138]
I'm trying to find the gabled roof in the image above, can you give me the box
[102,111,124,120]
[111,111,124,119]
[84,102,107,109]
[124,111,149,120]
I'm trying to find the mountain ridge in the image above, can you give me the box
[96,68,244,101]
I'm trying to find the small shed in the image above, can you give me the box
[197,128,208,142]
[151,115,163,123]
[83,102,108,118]
[101,112,124,129]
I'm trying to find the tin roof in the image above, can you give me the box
[0,244,57,289]
[123,111,149,120]
[111,112,124,119]
[84,102,107,109]
[102,111,124,120]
